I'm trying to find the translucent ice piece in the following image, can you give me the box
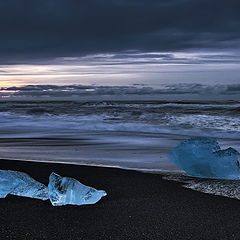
[167,137,240,179]
[48,172,107,206]
[0,170,48,199]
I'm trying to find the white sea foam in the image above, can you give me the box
[163,174,240,200]
[0,107,239,140]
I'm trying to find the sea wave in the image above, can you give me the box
[1,84,240,100]
[0,101,239,139]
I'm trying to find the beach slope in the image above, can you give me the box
[0,159,240,240]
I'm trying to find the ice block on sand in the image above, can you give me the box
[48,172,107,206]
[0,170,48,200]
[167,137,240,179]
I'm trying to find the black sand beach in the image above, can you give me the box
[1,159,240,240]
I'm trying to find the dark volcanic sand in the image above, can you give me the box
[1,159,240,240]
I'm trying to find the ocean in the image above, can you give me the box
[0,99,240,199]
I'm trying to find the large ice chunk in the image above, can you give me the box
[167,137,240,179]
[48,172,107,206]
[0,170,48,199]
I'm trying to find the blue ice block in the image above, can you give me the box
[0,170,48,199]
[167,137,240,179]
[48,172,107,206]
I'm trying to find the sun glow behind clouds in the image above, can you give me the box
[0,80,25,88]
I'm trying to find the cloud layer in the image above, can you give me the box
[0,0,240,63]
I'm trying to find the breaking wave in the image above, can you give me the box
[1,83,240,100]
[0,100,239,139]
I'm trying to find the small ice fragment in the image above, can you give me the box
[167,137,240,179]
[0,170,48,200]
[48,172,107,206]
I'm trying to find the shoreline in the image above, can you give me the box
[1,159,240,239]
[0,134,239,176]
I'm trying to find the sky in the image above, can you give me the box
[0,0,240,98]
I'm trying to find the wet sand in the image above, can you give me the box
[0,133,184,172]
[1,159,240,239]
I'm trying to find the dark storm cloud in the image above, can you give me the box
[0,0,240,63]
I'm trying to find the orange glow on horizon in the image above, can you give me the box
[0,80,24,88]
